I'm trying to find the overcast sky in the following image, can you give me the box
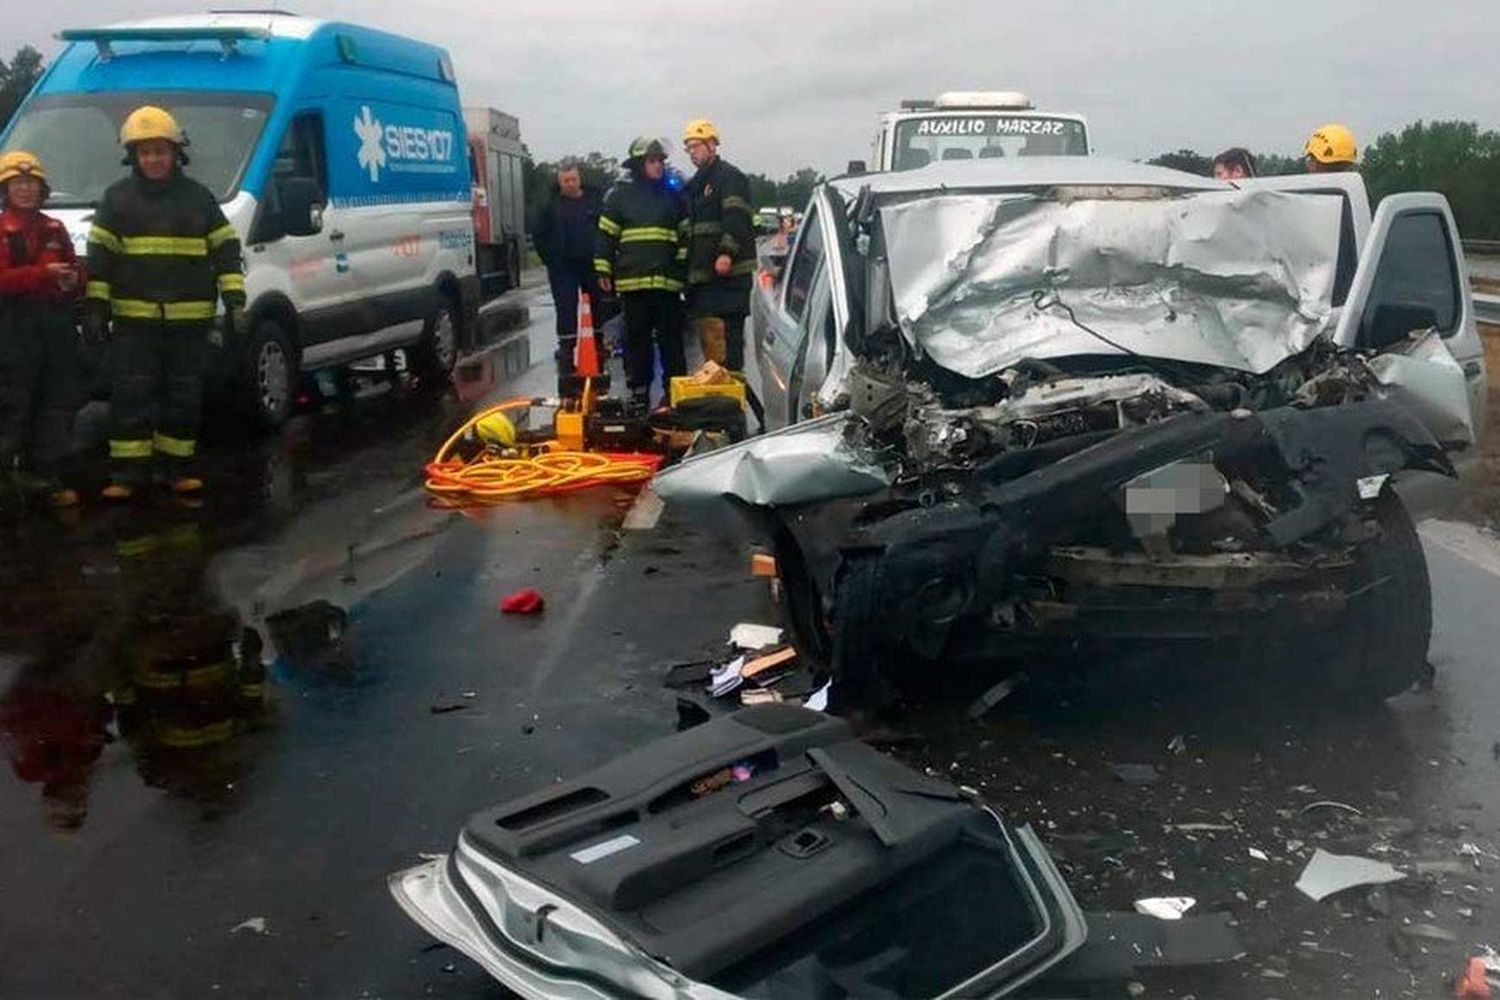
[8,0,1498,178]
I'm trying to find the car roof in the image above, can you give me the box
[828,156,1228,198]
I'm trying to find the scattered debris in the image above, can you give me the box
[1459,843,1500,863]
[728,623,782,651]
[1398,922,1459,944]
[1248,847,1269,861]
[741,646,797,682]
[499,588,545,614]
[709,657,745,698]
[739,688,783,705]
[1300,799,1363,818]
[232,917,268,935]
[749,552,777,577]
[1170,822,1235,833]
[804,682,831,712]
[1454,956,1493,1000]
[1134,897,1196,921]
[1166,734,1187,755]
[1295,848,1407,902]
[1364,887,1392,917]
[1414,860,1472,877]
[429,702,469,715]
[1108,763,1161,786]
[966,673,1028,719]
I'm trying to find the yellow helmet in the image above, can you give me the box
[1304,123,1357,165]
[683,118,720,144]
[473,410,517,449]
[0,150,47,186]
[120,105,187,147]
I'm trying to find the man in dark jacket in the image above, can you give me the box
[0,150,82,509]
[594,137,687,408]
[530,160,604,379]
[86,105,246,501]
[682,119,756,375]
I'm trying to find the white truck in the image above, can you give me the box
[867,90,1090,172]
[463,106,526,298]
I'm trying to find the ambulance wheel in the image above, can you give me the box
[413,297,459,382]
[243,319,297,430]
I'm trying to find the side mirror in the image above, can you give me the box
[1364,301,1440,350]
[279,176,325,238]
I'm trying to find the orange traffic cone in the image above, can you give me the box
[574,292,601,377]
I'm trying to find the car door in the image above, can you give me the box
[1333,192,1487,498]
[248,111,350,318]
[755,199,827,429]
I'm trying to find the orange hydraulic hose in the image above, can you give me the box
[424,398,661,505]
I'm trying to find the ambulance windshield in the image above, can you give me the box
[2,90,274,207]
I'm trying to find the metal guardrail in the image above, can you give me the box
[1476,292,1500,326]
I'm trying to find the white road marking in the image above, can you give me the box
[1420,519,1500,579]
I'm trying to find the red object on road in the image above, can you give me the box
[499,588,545,615]
[1456,958,1493,1000]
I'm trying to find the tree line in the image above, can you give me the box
[2,43,1496,238]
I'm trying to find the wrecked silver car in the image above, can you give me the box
[658,159,1487,707]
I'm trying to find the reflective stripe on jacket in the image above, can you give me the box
[594,177,687,293]
[86,171,245,324]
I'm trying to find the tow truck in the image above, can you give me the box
[866,90,1090,172]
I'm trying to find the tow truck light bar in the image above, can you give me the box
[57,26,273,61]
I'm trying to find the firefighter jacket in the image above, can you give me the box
[86,171,245,325]
[0,206,80,305]
[683,157,756,315]
[594,176,687,294]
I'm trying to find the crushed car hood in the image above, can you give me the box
[652,414,894,506]
[880,189,1344,377]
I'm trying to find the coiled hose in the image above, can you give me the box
[424,398,662,505]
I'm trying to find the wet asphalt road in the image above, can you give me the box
[2,283,1498,999]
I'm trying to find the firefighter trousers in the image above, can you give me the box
[0,301,79,478]
[621,290,686,400]
[108,321,209,483]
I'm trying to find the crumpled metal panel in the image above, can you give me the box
[1368,330,1476,447]
[880,190,1344,376]
[652,414,892,505]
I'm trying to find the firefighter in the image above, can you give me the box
[85,106,247,501]
[594,136,687,409]
[0,151,82,509]
[1303,123,1358,173]
[682,119,756,375]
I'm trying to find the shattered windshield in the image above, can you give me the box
[878,189,1345,376]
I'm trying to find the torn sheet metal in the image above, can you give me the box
[652,413,893,506]
[879,189,1343,376]
[1294,848,1406,901]
[1368,330,1476,447]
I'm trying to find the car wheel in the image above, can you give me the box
[412,296,460,382]
[243,318,297,430]
[828,554,897,714]
[1315,490,1432,704]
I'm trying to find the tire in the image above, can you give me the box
[828,554,897,713]
[412,294,460,382]
[242,318,297,430]
[1315,491,1432,704]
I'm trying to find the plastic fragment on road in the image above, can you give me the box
[1133,897,1196,920]
[1108,762,1161,786]
[804,682,831,712]
[742,647,797,682]
[232,917,268,935]
[967,673,1027,719]
[1454,956,1493,1000]
[1300,799,1363,817]
[709,657,745,698]
[1294,848,1406,901]
[1169,822,1235,833]
[499,588,545,614]
[1248,847,1269,861]
[1166,734,1187,755]
[729,623,783,651]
